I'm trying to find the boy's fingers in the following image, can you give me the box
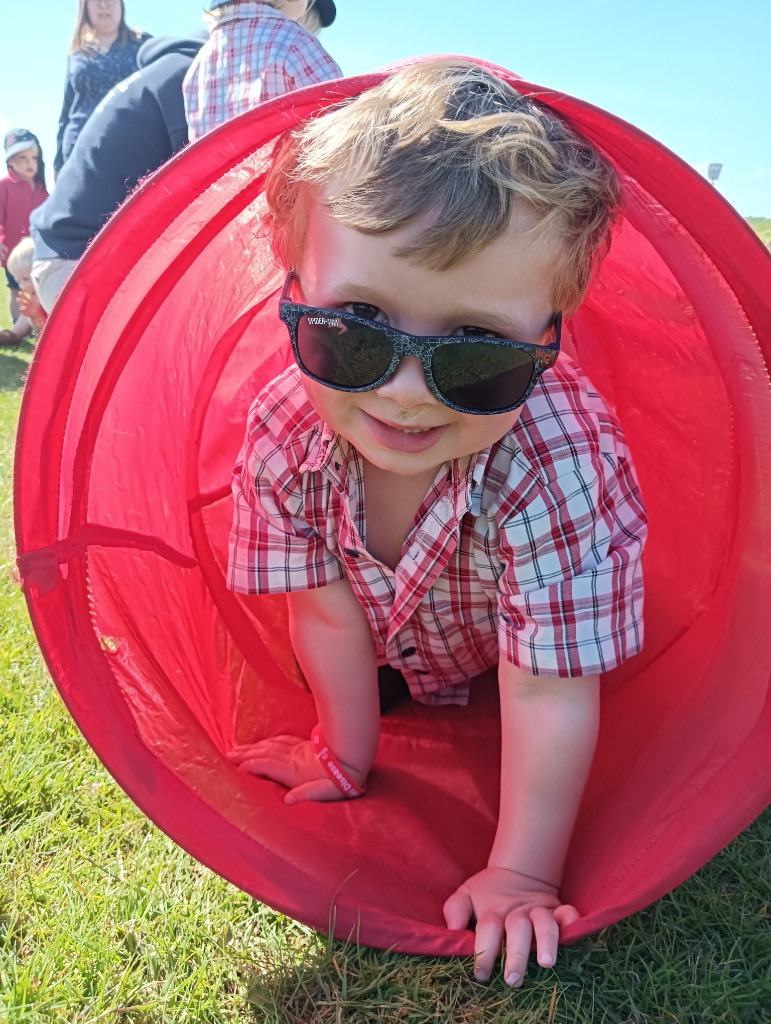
[234,757,297,788]
[442,887,473,931]
[503,912,532,986]
[529,906,559,968]
[227,737,301,762]
[473,911,505,982]
[229,735,302,753]
[285,779,341,804]
[553,903,581,929]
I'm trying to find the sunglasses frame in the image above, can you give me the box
[278,272,562,415]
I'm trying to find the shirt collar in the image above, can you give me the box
[213,2,290,27]
[300,421,349,489]
[301,420,494,516]
[453,448,491,518]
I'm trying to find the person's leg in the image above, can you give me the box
[1,270,27,344]
[4,268,21,320]
[30,258,79,314]
[0,314,34,345]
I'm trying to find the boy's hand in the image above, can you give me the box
[443,866,579,987]
[228,735,365,804]
[18,289,43,321]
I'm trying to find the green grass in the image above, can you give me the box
[1,274,770,1023]
[746,217,771,246]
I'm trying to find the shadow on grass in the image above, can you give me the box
[239,810,771,1024]
[0,345,34,393]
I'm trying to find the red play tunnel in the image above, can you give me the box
[14,59,771,955]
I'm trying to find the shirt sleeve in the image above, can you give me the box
[227,403,346,595]
[496,445,647,677]
[284,38,342,89]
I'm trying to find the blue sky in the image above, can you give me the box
[1,0,769,215]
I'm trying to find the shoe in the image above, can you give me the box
[0,328,21,345]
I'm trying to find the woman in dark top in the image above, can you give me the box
[54,0,151,174]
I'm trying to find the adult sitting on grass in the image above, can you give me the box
[31,35,204,314]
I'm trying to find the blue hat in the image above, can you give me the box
[208,1,336,27]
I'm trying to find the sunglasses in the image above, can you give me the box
[279,273,561,415]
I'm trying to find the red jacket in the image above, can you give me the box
[0,169,48,267]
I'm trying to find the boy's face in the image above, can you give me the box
[8,147,38,180]
[295,200,559,478]
[16,269,33,292]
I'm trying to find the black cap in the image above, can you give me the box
[309,0,336,26]
[208,1,336,27]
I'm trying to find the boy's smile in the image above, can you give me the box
[296,200,560,477]
[360,411,448,455]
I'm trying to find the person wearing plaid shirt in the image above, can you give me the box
[229,359,645,706]
[226,62,648,986]
[184,0,342,142]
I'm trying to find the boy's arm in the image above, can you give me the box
[288,579,381,777]
[444,660,599,986]
[231,577,381,803]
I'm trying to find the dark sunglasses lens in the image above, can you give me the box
[296,314,393,388]
[432,340,535,412]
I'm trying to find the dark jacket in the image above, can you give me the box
[34,37,203,262]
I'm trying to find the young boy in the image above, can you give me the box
[0,130,48,344]
[226,60,647,986]
[1,238,45,342]
[184,0,341,142]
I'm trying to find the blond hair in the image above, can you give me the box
[265,60,623,314]
[7,237,34,283]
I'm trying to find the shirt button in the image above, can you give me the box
[401,646,417,658]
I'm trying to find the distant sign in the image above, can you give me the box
[707,163,723,184]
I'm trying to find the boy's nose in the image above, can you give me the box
[375,356,437,408]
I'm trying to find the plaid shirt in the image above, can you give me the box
[183,3,342,141]
[228,360,647,705]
